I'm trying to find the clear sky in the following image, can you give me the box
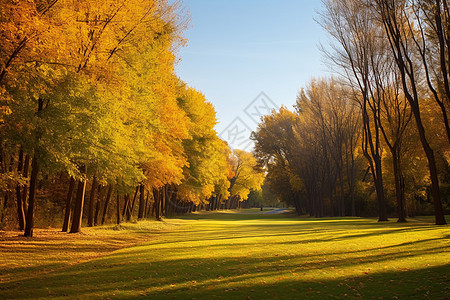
[175,0,329,150]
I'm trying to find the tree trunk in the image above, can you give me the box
[87,175,98,227]
[350,153,356,216]
[1,193,9,224]
[24,154,39,237]
[420,132,446,225]
[69,167,87,233]
[94,194,101,226]
[116,193,120,225]
[213,196,218,211]
[410,96,445,225]
[151,200,155,217]
[21,154,30,219]
[138,184,145,219]
[164,185,169,217]
[374,159,388,222]
[130,187,139,217]
[24,99,43,237]
[122,193,129,218]
[16,148,25,230]
[101,184,113,225]
[392,148,407,222]
[161,186,166,217]
[153,188,161,221]
[293,197,301,215]
[62,177,75,232]
[143,191,149,218]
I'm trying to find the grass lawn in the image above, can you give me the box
[0,209,449,299]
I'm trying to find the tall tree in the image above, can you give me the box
[321,0,389,221]
[374,0,447,224]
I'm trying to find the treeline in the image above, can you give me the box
[252,0,449,225]
[0,0,264,236]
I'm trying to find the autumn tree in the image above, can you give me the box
[252,107,304,214]
[228,150,264,209]
[372,0,448,224]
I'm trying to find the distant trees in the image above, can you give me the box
[227,150,265,209]
[252,0,449,224]
[252,79,362,218]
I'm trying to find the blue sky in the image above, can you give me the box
[175,0,329,150]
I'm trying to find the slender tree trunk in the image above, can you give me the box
[293,196,301,215]
[101,184,113,225]
[392,147,407,222]
[21,154,30,218]
[24,99,43,237]
[350,153,356,217]
[138,184,145,219]
[16,148,25,230]
[153,188,161,221]
[151,200,155,217]
[62,177,75,232]
[213,196,218,210]
[144,191,149,218]
[24,154,39,237]
[373,159,388,222]
[87,175,98,227]
[125,195,132,221]
[129,187,139,219]
[1,193,9,224]
[93,185,103,226]
[217,195,222,210]
[161,186,166,217]
[94,195,101,226]
[116,193,120,225]
[164,185,169,217]
[207,197,212,211]
[16,185,25,230]
[362,105,388,222]
[122,193,129,218]
[69,167,87,233]
[418,127,446,225]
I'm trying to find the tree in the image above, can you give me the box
[373,0,447,224]
[321,0,392,221]
[252,107,301,212]
[175,84,230,210]
[228,150,265,209]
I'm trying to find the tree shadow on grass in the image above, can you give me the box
[0,234,448,299]
[1,214,448,299]
[0,257,448,299]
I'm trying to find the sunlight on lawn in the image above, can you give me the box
[0,212,448,299]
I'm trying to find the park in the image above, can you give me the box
[1,0,450,299]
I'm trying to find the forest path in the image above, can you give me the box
[1,211,449,299]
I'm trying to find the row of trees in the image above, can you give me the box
[252,0,449,224]
[0,0,264,236]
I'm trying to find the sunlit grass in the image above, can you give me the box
[0,210,449,299]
